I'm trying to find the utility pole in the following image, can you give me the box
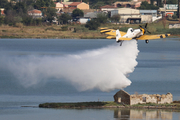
[162,0,166,29]
[179,0,180,23]
[164,0,166,17]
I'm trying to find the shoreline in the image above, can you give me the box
[38,101,180,110]
[0,22,180,39]
[0,35,178,39]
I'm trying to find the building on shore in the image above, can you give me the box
[111,8,141,24]
[27,9,42,19]
[114,90,173,105]
[0,8,5,15]
[100,5,117,12]
[158,4,178,17]
[64,1,89,10]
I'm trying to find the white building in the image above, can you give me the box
[111,8,141,23]
[159,4,178,17]
[55,2,64,12]
[140,10,162,23]
[28,9,42,18]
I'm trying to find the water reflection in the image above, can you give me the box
[114,109,173,120]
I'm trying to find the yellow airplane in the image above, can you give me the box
[100,23,170,46]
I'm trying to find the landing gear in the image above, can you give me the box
[145,40,149,44]
[117,40,123,46]
[120,41,123,46]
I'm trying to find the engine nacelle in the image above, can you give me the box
[145,40,149,44]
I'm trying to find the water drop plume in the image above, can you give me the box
[1,40,139,92]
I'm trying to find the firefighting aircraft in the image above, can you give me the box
[100,23,170,46]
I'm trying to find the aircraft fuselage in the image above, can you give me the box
[123,28,143,39]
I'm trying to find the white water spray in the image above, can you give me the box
[0,40,139,92]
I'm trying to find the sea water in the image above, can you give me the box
[0,38,180,120]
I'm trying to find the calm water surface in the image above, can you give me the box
[0,38,180,120]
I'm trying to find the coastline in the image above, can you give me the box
[39,101,180,110]
[0,22,180,39]
[0,34,178,39]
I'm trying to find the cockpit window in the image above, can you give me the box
[131,29,134,32]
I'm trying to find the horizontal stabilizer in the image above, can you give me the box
[106,36,115,39]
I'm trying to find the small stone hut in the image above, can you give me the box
[114,90,173,105]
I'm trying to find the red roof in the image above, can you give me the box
[100,5,117,8]
[1,10,4,15]
[28,9,42,14]
[69,2,82,6]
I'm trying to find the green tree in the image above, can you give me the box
[35,18,42,25]
[172,14,177,19]
[91,1,106,9]
[150,0,154,4]
[33,0,55,10]
[138,1,159,10]
[4,2,13,15]
[96,13,108,24]
[166,0,178,4]
[4,10,18,25]
[44,7,57,23]
[24,0,36,6]
[13,2,27,14]
[85,19,100,30]
[0,0,8,8]
[72,8,84,18]
[0,16,4,25]
[111,14,120,24]
[22,15,33,26]
[58,13,72,24]
[31,18,42,26]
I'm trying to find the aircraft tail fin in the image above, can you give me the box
[116,29,121,42]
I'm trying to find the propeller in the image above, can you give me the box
[139,23,151,34]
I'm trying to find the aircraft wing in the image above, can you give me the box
[100,29,115,34]
[118,37,132,41]
[137,34,171,40]
[106,36,115,39]
[100,28,126,39]
[106,36,132,40]
[105,31,126,36]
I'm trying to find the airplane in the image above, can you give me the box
[100,23,170,46]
